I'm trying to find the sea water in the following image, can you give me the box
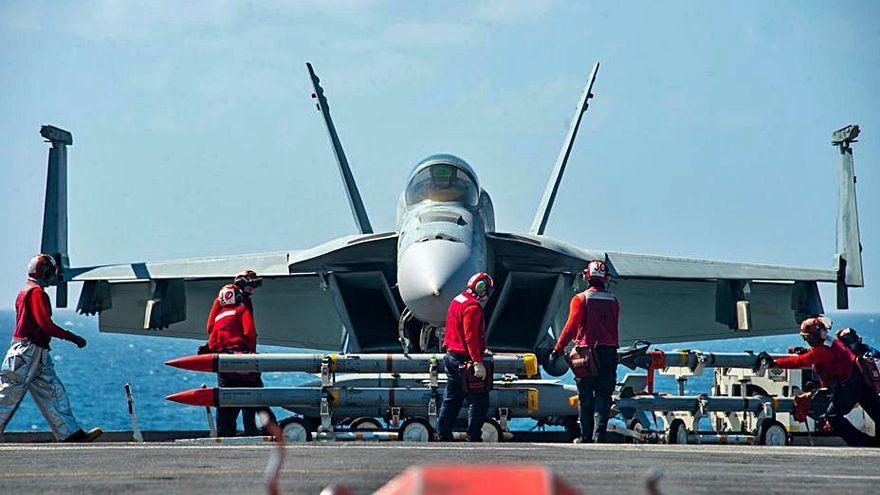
[1,310,877,432]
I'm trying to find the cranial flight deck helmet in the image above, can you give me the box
[27,254,58,283]
[234,270,263,290]
[218,284,243,306]
[583,260,610,283]
[800,317,828,347]
[836,327,862,352]
[466,272,494,302]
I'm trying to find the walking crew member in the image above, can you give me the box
[836,327,880,359]
[0,254,102,442]
[437,273,494,442]
[206,271,276,436]
[549,260,620,443]
[768,318,880,447]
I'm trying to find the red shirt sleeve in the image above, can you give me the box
[241,305,257,351]
[774,348,819,369]
[462,305,485,363]
[29,289,73,341]
[554,295,584,353]
[206,299,220,335]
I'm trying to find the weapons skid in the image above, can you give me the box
[619,346,796,375]
[615,395,795,415]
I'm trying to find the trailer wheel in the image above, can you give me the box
[627,418,644,443]
[757,420,789,446]
[481,419,505,443]
[667,419,688,444]
[349,417,383,431]
[279,417,312,442]
[398,418,435,442]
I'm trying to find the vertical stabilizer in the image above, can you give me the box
[306,63,373,234]
[39,125,72,307]
[831,124,863,308]
[529,62,600,235]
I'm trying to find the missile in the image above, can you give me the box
[165,352,539,377]
[618,347,798,374]
[167,386,539,413]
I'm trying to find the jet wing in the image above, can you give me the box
[488,233,834,346]
[70,233,398,350]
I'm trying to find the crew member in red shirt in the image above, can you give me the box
[766,317,880,446]
[206,273,276,436]
[549,260,620,443]
[437,273,494,442]
[0,254,102,442]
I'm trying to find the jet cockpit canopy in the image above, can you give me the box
[405,154,479,207]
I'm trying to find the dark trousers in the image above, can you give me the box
[216,372,277,437]
[574,345,618,443]
[437,352,490,441]
[826,368,880,447]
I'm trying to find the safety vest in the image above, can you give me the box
[443,291,486,359]
[575,287,620,347]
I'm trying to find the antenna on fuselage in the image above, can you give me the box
[306,62,374,234]
[529,62,600,236]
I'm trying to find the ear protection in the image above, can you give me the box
[466,272,494,299]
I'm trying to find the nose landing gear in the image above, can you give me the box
[398,307,443,354]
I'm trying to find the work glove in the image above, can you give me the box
[547,348,560,367]
[788,346,808,355]
[68,334,87,349]
[757,351,775,367]
[473,362,487,380]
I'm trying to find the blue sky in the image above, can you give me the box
[1,0,878,311]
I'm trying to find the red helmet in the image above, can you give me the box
[583,260,609,282]
[800,317,827,345]
[218,284,243,306]
[234,270,263,290]
[466,272,494,301]
[27,254,58,283]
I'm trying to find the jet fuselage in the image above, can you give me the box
[395,154,495,326]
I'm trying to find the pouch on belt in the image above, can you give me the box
[568,345,599,378]
[460,359,494,394]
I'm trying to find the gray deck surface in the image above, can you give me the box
[0,442,878,494]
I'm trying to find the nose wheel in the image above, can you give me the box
[398,308,442,353]
[419,323,440,352]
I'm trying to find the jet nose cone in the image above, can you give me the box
[398,240,478,325]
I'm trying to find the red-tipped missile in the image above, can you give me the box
[166,387,216,407]
[165,354,216,372]
[165,387,538,413]
[163,352,539,377]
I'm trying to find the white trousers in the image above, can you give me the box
[0,340,81,440]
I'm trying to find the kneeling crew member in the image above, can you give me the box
[836,327,880,359]
[769,318,880,447]
[437,273,494,442]
[207,279,276,437]
[0,254,102,442]
[549,260,620,443]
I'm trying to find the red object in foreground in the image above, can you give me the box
[165,388,216,407]
[372,465,580,495]
[165,354,216,372]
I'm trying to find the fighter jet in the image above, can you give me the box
[36,63,865,366]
